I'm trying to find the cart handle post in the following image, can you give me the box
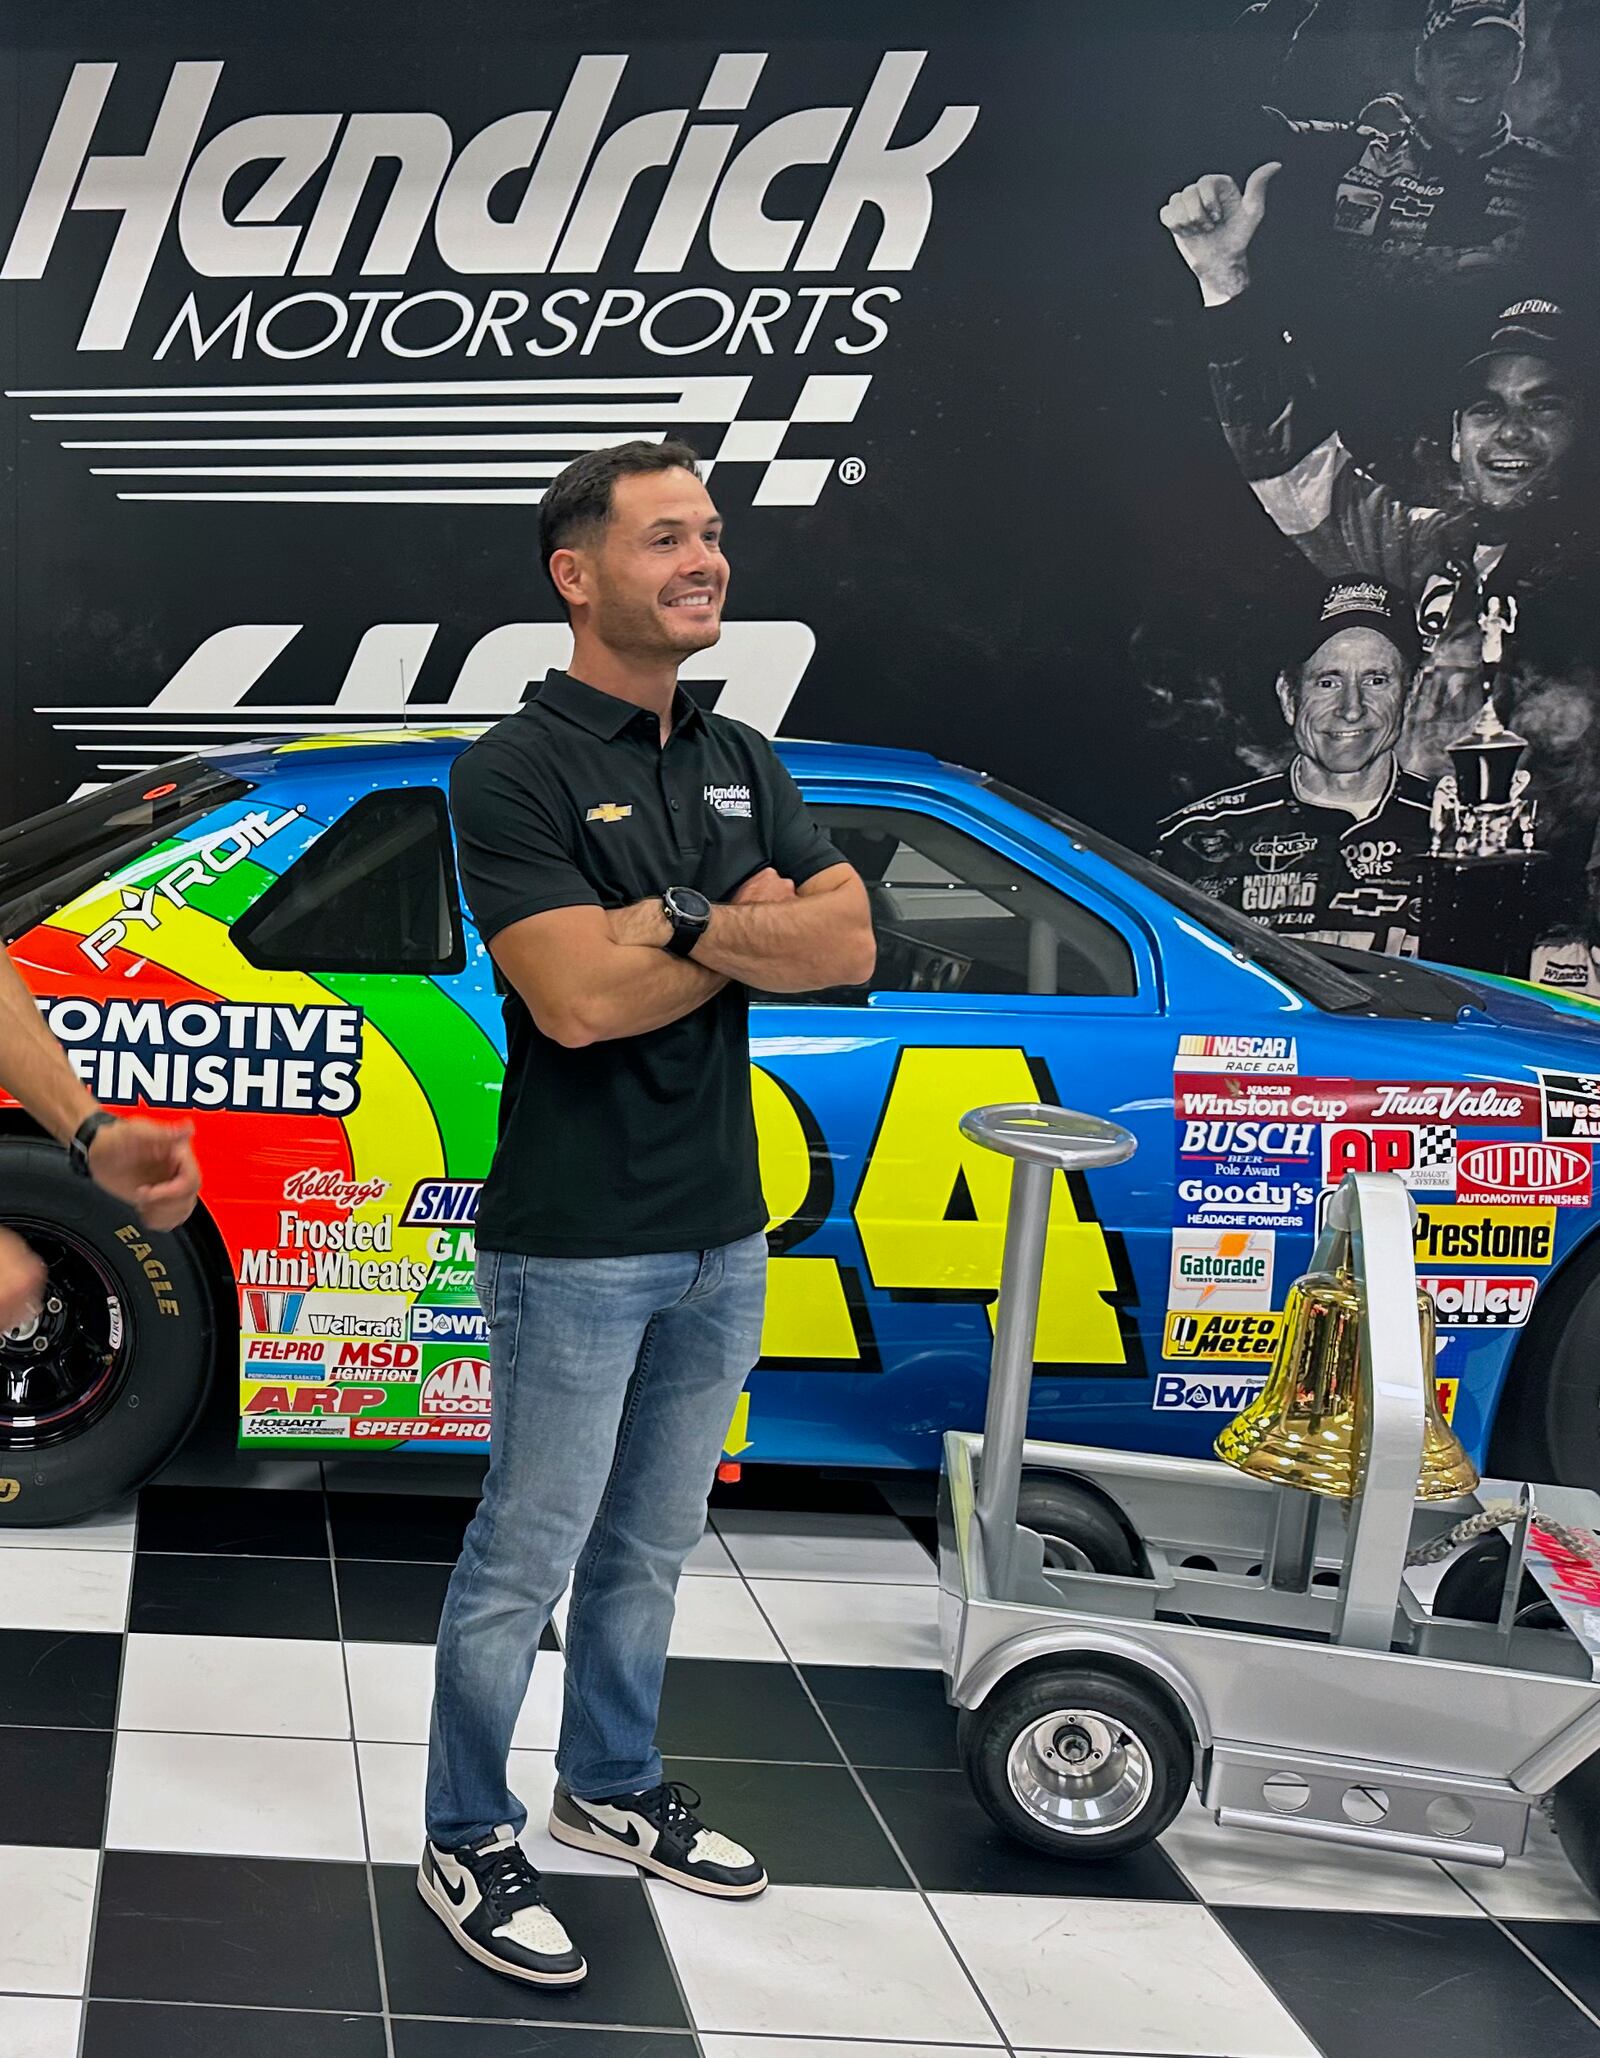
[1335,1171,1428,1651]
[959,1104,1137,1596]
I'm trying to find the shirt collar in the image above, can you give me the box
[533,668,705,742]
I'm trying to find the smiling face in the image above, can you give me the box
[1279,626,1408,775]
[1454,353,1580,513]
[1415,23,1522,148]
[558,466,728,660]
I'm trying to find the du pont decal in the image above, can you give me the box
[37,996,363,1113]
[1457,1141,1592,1208]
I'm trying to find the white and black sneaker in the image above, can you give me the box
[547,1779,768,1897]
[418,1827,587,1986]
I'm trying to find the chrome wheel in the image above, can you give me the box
[1005,1708,1154,1836]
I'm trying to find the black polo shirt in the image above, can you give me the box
[450,669,844,1258]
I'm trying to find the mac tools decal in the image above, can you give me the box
[0,25,995,813]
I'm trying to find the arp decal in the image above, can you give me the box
[1321,1123,1455,1191]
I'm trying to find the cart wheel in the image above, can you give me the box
[1016,1475,1139,1577]
[959,1663,1191,1859]
[1552,1753,1600,1906]
[1431,1536,1561,1630]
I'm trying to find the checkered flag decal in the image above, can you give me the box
[1415,1126,1454,1171]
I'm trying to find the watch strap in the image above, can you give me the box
[69,1110,120,1177]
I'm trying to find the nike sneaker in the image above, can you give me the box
[547,1779,767,1897]
[417,1826,587,1985]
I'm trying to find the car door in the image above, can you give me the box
[745,775,1176,1471]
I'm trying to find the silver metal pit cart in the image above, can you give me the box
[938,1103,1600,1898]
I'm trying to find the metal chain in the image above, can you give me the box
[1404,1502,1526,1568]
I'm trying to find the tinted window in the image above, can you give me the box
[768,804,1136,1004]
[235,787,464,974]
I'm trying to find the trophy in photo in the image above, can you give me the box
[1419,596,1546,974]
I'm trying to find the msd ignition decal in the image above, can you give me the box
[1419,1275,1538,1327]
[1174,1034,1297,1075]
[1539,1073,1600,1143]
[3,51,978,773]
[1321,1123,1455,1191]
[1167,1229,1275,1312]
[78,805,304,968]
[1457,1141,1592,1208]
[1175,1116,1317,1230]
[37,996,362,1113]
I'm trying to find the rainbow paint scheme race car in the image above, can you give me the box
[4,728,1600,1525]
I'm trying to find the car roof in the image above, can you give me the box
[198,727,968,786]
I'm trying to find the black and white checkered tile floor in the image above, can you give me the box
[4,1464,1600,2058]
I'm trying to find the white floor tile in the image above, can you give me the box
[360,1741,616,1874]
[0,1501,136,1552]
[0,1996,82,2058]
[0,1547,129,1632]
[118,1633,351,1740]
[344,1640,565,1747]
[553,1573,785,1661]
[748,1578,941,1667]
[714,1510,936,1585]
[933,1894,1318,2057]
[701,2042,998,2058]
[1160,1792,1481,1914]
[1444,1805,1597,1919]
[649,1881,999,2043]
[0,1847,98,1995]
[106,1729,365,1861]
[685,1526,739,1576]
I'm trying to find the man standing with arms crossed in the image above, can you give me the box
[421,440,875,1987]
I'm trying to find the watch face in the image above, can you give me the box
[668,887,711,923]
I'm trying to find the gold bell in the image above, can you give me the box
[1215,1254,1479,1502]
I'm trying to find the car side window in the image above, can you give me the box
[234,787,465,975]
[770,803,1136,1004]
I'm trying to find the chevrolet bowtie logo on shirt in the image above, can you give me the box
[586,803,633,824]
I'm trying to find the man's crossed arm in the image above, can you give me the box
[490,863,876,1049]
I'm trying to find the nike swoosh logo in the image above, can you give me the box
[436,1861,469,1907]
[588,1812,640,1847]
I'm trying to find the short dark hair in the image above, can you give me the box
[538,438,703,597]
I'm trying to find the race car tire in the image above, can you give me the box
[958,1663,1191,1859]
[1016,1473,1140,1577]
[1553,1753,1600,1908]
[1488,1241,1600,1495]
[1429,1535,1560,1631]
[0,1141,213,1528]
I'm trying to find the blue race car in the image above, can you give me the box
[3,728,1599,1523]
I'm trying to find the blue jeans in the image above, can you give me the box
[424,1231,767,1850]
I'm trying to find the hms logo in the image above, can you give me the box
[586,804,633,824]
[705,783,752,818]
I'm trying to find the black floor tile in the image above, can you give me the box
[656,1657,839,1763]
[334,1558,558,1647]
[138,1483,331,1557]
[91,1851,382,2012]
[394,2027,693,2057]
[710,1464,893,1516]
[130,1551,339,1639]
[1221,1908,1600,2058]
[0,1627,121,1727]
[862,1764,1194,1899]
[803,1663,960,1769]
[1511,1922,1600,2017]
[329,1490,477,1562]
[0,1725,111,1846]
[664,1755,911,1889]
[377,1867,688,2027]
[83,2002,387,2058]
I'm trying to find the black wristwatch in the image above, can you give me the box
[68,1110,121,1178]
[661,885,712,958]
